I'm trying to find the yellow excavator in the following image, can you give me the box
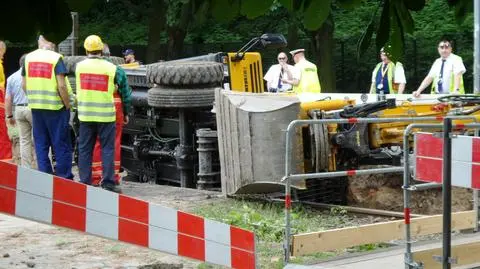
[104,33,480,203]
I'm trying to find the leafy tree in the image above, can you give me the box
[0,0,95,43]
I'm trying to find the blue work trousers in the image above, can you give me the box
[32,108,73,179]
[78,121,115,185]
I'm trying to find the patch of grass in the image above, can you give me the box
[348,243,391,253]
[193,199,392,267]
[193,200,355,243]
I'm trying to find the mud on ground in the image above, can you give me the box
[348,172,473,215]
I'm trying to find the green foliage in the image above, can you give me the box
[193,200,355,243]
[165,0,189,26]
[67,0,96,12]
[357,5,378,61]
[303,0,332,30]
[240,0,275,19]
[337,0,364,9]
[0,0,96,43]
[210,0,240,23]
[350,243,390,252]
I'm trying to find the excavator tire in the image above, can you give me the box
[148,86,216,108]
[63,56,125,75]
[63,56,86,75]
[106,56,126,66]
[146,61,223,87]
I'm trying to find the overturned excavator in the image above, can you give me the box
[63,34,480,205]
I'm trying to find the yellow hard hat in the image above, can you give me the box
[84,35,104,51]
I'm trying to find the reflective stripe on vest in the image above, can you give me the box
[25,49,63,110]
[293,60,321,94]
[76,58,117,122]
[431,72,465,94]
[370,62,397,94]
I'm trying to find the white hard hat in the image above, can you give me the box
[289,48,305,55]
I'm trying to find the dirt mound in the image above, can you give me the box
[348,172,473,215]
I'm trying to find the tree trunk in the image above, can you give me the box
[166,28,187,60]
[145,0,165,64]
[310,15,335,93]
[287,19,299,51]
[165,1,191,60]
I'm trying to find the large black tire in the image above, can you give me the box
[146,61,223,86]
[64,56,125,75]
[147,87,216,108]
[106,56,125,66]
[63,56,86,75]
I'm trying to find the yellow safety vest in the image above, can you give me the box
[431,72,465,94]
[370,62,401,94]
[76,58,117,122]
[65,76,76,106]
[293,60,321,94]
[25,49,64,110]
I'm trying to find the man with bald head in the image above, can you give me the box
[263,52,299,93]
[22,35,73,179]
[0,40,13,160]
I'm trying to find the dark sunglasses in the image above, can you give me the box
[278,57,287,60]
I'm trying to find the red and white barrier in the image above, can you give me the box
[415,132,480,189]
[0,161,256,268]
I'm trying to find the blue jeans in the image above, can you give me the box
[32,108,73,179]
[78,121,115,185]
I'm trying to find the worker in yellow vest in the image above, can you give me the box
[282,49,321,94]
[414,39,466,97]
[370,45,406,94]
[76,35,131,193]
[22,36,73,179]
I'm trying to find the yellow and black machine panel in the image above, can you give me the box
[227,52,265,93]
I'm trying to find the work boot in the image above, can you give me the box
[101,182,122,194]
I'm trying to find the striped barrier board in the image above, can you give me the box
[0,161,256,269]
[414,132,480,189]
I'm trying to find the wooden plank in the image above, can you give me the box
[292,211,475,256]
[413,241,480,269]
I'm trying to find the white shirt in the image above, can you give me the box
[370,62,407,84]
[427,53,466,93]
[263,64,300,92]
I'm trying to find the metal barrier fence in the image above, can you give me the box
[404,122,480,269]
[282,115,478,264]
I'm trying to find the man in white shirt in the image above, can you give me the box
[263,52,300,92]
[370,45,406,94]
[413,39,466,97]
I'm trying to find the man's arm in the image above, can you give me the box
[413,76,433,97]
[114,66,132,120]
[414,62,436,97]
[453,57,466,92]
[282,66,300,86]
[56,74,70,109]
[54,58,70,109]
[21,65,26,92]
[394,63,407,94]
